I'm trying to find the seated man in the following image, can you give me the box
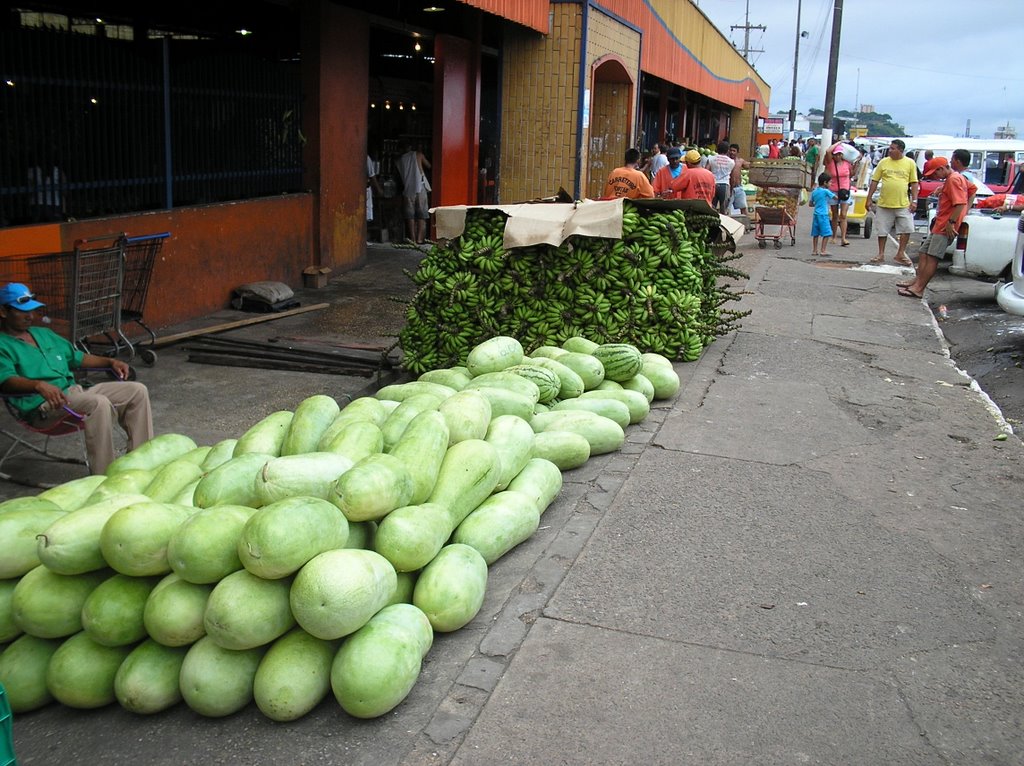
[0,283,153,474]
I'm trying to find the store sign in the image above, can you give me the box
[762,117,784,133]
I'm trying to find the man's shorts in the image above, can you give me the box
[810,213,832,238]
[917,231,953,258]
[874,206,915,237]
[402,191,430,220]
[731,185,747,211]
[714,183,730,209]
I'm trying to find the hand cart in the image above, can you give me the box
[119,232,170,365]
[754,206,797,249]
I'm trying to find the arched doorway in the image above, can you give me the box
[587,55,634,199]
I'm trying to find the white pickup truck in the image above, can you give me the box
[931,170,1024,280]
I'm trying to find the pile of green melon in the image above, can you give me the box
[0,334,679,722]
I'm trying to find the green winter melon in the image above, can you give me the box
[179,636,266,717]
[238,496,349,580]
[530,430,591,470]
[412,543,488,632]
[252,452,354,506]
[253,627,338,722]
[143,573,213,647]
[0,502,68,579]
[557,351,606,390]
[280,394,341,456]
[330,603,433,719]
[0,577,19,643]
[0,633,62,712]
[289,549,397,640]
[37,474,107,512]
[105,433,197,476]
[12,567,110,639]
[81,573,161,646]
[46,631,134,709]
[100,501,196,577]
[114,638,189,714]
[36,493,152,575]
[203,568,295,651]
[233,410,294,458]
[167,504,259,584]
[466,335,524,376]
[438,389,492,444]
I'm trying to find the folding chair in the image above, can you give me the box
[0,400,89,488]
[0,368,136,488]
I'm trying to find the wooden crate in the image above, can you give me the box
[749,159,811,189]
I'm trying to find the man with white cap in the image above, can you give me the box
[0,283,153,473]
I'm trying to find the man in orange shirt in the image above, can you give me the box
[652,147,685,199]
[602,148,654,199]
[897,151,971,299]
[676,150,716,204]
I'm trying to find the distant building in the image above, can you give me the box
[859,104,875,114]
[995,123,1018,139]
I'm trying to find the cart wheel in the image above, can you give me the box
[140,348,157,366]
[774,239,782,250]
[864,218,873,238]
[758,240,767,249]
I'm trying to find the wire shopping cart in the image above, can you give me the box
[69,235,128,356]
[120,232,169,365]
[0,237,126,353]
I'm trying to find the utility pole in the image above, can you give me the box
[788,0,803,140]
[820,0,843,153]
[731,0,765,61]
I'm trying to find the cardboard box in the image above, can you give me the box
[302,266,332,289]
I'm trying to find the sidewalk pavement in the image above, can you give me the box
[8,220,1024,765]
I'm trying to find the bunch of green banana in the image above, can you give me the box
[395,200,749,372]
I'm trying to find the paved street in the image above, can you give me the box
[6,215,1024,765]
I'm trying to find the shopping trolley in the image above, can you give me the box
[0,237,126,353]
[120,232,170,365]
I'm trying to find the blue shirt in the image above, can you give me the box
[810,186,836,216]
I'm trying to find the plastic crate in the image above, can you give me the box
[749,159,811,189]
[0,683,14,766]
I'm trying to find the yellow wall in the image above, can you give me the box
[500,4,582,202]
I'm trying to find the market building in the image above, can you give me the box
[0,1,770,328]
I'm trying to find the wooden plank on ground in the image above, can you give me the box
[154,303,331,348]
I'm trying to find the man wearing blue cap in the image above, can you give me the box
[0,282,153,474]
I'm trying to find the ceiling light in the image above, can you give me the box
[236,28,252,36]
[414,41,421,52]
[423,6,444,11]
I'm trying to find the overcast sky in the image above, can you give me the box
[693,0,1024,139]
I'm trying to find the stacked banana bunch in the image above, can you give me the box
[397,202,749,374]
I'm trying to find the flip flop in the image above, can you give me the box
[897,287,923,299]
[841,241,851,247]
[868,256,885,264]
[896,281,915,288]
[894,256,913,266]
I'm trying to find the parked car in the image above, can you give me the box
[995,211,1024,316]
[925,170,1024,279]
